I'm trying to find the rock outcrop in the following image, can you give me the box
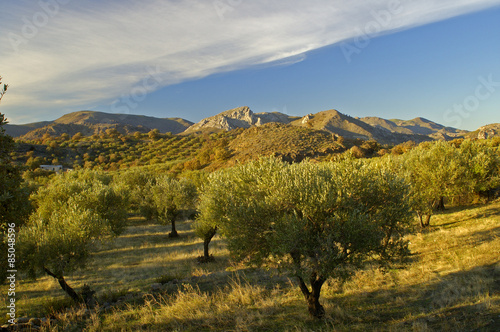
[183,106,298,133]
[476,123,500,139]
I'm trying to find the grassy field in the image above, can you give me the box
[2,201,499,331]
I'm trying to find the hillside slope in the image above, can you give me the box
[4,121,52,137]
[15,111,193,140]
[466,123,500,139]
[8,107,477,146]
[227,122,344,163]
[293,110,432,144]
[185,107,467,145]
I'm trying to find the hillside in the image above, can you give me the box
[10,111,193,140]
[466,123,500,139]
[390,117,467,139]
[293,110,432,144]
[184,107,467,145]
[7,107,479,146]
[360,116,468,141]
[227,122,345,163]
[4,121,51,137]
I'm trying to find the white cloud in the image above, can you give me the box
[1,0,499,123]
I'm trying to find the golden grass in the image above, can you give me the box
[2,201,499,331]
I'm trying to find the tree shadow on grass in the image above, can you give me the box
[123,263,499,331]
[322,263,500,331]
[17,263,498,331]
[456,226,500,247]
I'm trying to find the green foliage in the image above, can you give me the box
[458,139,500,194]
[151,176,197,236]
[115,168,157,219]
[0,114,14,161]
[20,202,110,279]
[148,128,160,140]
[394,140,499,227]
[0,111,32,281]
[198,157,413,316]
[18,170,128,301]
[31,170,128,235]
[0,114,31,229]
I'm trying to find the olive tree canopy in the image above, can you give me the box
[197,157,413,317]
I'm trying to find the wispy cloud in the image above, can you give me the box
[1,0,499,123]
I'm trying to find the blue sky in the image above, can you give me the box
[1,0,499,130]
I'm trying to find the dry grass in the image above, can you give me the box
[2,201,499,331]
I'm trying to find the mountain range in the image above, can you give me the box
[5,111,193,140]
[5,106,495,145]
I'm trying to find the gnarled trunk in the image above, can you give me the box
[435,196,445,211]
[198,227,217,263]
[297,274,326,318]
[44,267,81,303]
[204,227,217,259]
[417,212,432,228]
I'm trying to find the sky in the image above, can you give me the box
[1,0,499,131]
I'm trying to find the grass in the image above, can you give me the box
[227,122,345,164]
[1,201,499,331]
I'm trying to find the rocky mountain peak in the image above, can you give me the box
[184,106,297,133]
[476,123,500,139]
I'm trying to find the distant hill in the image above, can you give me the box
[8,111,193,140]
[4,121,52,137]
[290,110,465,144]
[290,110,429,144]
[183,107,467,145]
[359,116,467,142]
[466,123,500,139]
[183,106,299,133]
[7,107,479,146]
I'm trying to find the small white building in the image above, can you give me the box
[40,165,63,172]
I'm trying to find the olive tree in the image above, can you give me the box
[116,169,157,219]
[151,176,197,237]
[458,139,500,197]
[0,81,32,281]
[399,141,472,227]
[193,219,217,263]
[197,157,413,318]
[19,171,128,302]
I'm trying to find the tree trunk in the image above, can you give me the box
[203,238,211,259]
[435,196,445,211]
[423,214,432,227]
[168,209,179,237]
[417,213,425,228]
[169,218,178,237]
[203,227,217,260]
[44,267,81,303]
[418,213,432,228]
[297,274,326,318]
